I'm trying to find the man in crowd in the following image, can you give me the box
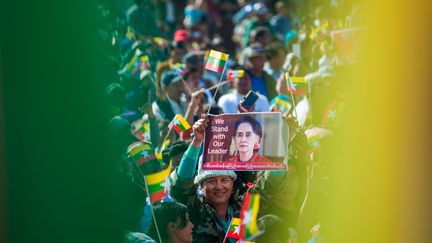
[218,66,269,114]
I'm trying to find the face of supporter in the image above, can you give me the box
[234,73,251,95]
[186,71,201,91]
[270,52,285,70]
[256,32,271,46]
[171,213,194,243]
[202,176,233,206]
[248,55,266,73]
[171,47,186,64]
[165,81,184,101]
[234,122,260,153]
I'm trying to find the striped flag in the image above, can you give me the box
[139,55,150,69]
[145,164,171,203]
[227,70,244,81]
[286,73,308,96]
[227,217,241,239]
[269,94,292,113]
[239,193,261,241]
[205,50,229,73]
[119,50,150,79]
[127,142,162,175]
[169,114,191,134]
[321,100,345,127]
[134,120,150,141]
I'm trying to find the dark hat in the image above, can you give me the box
[182,52,204,66]
[161,70,181,87]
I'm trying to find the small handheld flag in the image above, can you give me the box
[205,50,229,73]
[269,94,292,113]
[239,193,261,241]
[127,142,162,175]
[133,120,150,141]
[227,70,244,81]
[286,73,308,96]
[227,218,241,239]
[119,49,151,79]
[169,114,191,134]
[145,164,171,203]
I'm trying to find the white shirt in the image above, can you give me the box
[218,90,270,114]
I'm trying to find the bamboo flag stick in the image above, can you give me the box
[206,60,229,114]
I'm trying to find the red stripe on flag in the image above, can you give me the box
[150,190,167,203]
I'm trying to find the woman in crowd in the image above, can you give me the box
[148,201,194,243]
[228,115,272,163]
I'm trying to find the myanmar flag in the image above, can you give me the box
[127,142,162,175]
[227,70,244,81]
[145,164,171,203]
[286,73,308,96]
[205,50,229,73]
[139,55,150,70]
[169,114,191,134]
[269,94,292,113]
[239,193,261,241]
[227,217,241,239]
[134,121,150,141]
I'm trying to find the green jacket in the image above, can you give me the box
[170,170,242,243]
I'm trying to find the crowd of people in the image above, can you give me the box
[99,0,358,242]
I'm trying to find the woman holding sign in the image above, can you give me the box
[228,116,272,163]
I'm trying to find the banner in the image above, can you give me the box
[202,112,289,171]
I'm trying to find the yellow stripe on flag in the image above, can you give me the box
[146,165,171,185]
[232,217,241,226]
[249,194,260,234]
[290,77,306,83]
[208,50,229,61]
[129,143,152,157]
[174,114,191,130]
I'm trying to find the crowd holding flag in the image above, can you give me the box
[98,0,356,242]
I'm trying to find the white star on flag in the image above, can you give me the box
[173,119,180,125]
[144,132,150,140]
[289,80,297,90]
[141,150,149,158]
[233,226,240,235]
[327,109,337,120]
[242,210,253,225]
[311,140,320,148]
[160,178,170,193]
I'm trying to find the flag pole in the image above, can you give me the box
[206,58,229,114]
[286,75,301,127]
[143,177,163,243]
[206,80,229,91]
[222,217,234,243]
[130,159,147,190]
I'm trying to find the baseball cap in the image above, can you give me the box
[174,29,188,42]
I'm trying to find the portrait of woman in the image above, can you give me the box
[228,116,272,163]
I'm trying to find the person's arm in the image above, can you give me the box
[177,114,208,179]
[185,89,205,126]
[170,115,209,204]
